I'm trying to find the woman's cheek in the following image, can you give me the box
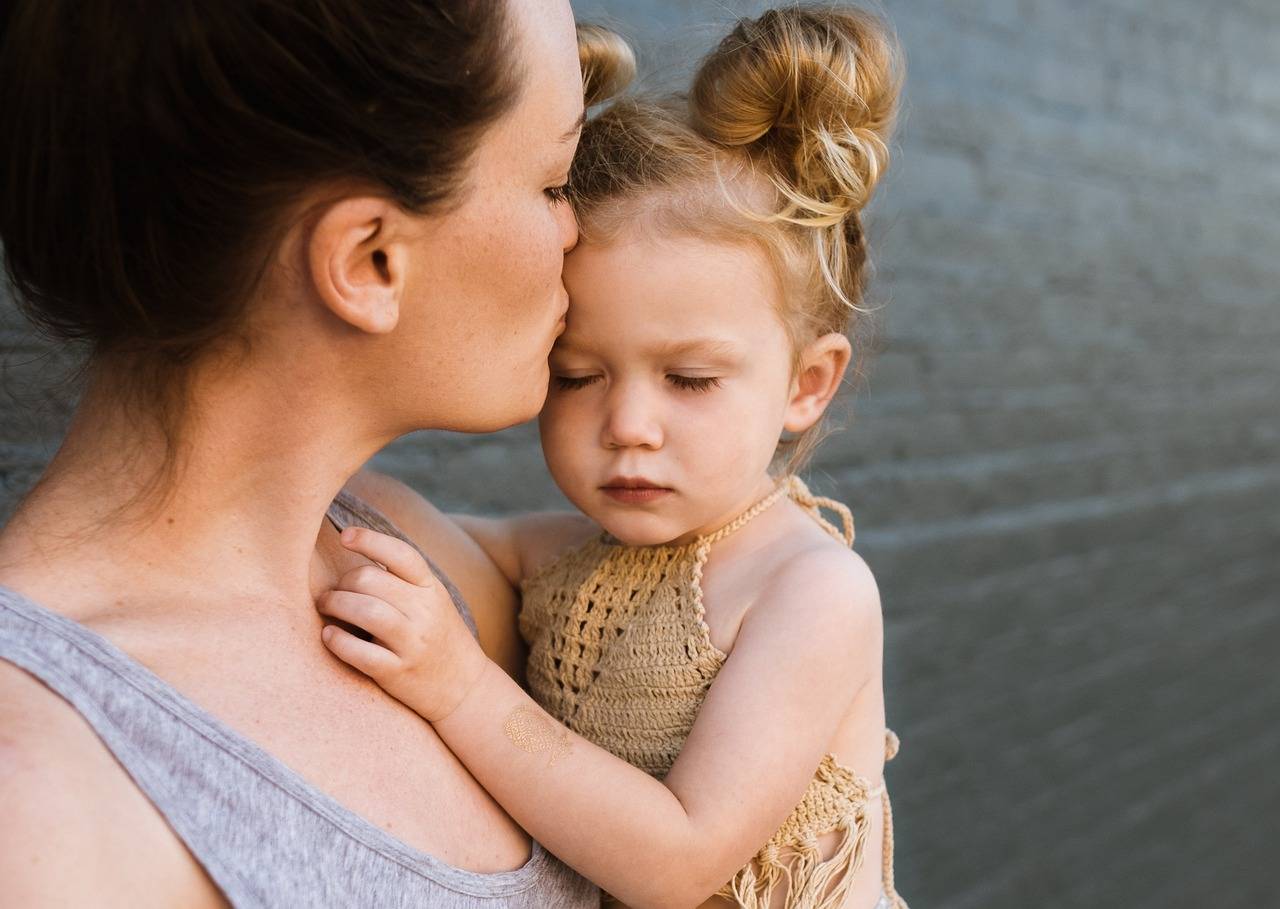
[502,204,553,307]
[533,208,565,281]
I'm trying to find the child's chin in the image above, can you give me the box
[600,516,687,548]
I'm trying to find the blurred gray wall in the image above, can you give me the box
[3,1,1278,907]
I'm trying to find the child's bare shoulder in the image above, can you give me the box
[768,534,879,612]
[746,524,883,673]
[716,532,882,726]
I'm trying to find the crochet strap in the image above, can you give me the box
[699,480,792,545]
[880,728,907,908]
[698,476,856,549]
[784,475,856,546]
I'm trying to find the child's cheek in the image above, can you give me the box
[538,399,592,479]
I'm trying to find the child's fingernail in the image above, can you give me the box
[340,527,355,544]
[322,625,334,642]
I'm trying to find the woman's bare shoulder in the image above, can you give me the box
[450,511,598,587]
[0,661,222,905]
[340,468,525,676]
[0,658,114,787]
[343,469,597,580]
[341,468,504,586]
[341,468,454,539]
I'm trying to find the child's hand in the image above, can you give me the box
[317,526,489,723]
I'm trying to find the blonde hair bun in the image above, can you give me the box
[578,24,636,108]
[690,5,903,225]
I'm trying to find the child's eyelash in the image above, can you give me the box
[667,375,721,392]
[544,183,570,204]
[552,375,722,392]
[553,375,599,390]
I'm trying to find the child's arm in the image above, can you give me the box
[449,512,600,588]
[318,526,881,909]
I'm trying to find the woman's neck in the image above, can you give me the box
[0,356,389,617]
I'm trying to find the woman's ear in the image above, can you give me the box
[783,332,852,433]
[307,196,409,334]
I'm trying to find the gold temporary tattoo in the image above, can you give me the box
[503,705,573,767]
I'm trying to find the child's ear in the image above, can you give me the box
[783,332,852,433]
[306,196,411,335]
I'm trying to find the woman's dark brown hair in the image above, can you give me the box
[0,0,519,461]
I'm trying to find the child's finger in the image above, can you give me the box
[333,560,446,617]
[317,590,408,644]
[338,527,435,587]
[321,624,400,680]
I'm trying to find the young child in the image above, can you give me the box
[318,8,907,908]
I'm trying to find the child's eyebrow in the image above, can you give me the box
[551,337,744,362]
[645,338,744,361]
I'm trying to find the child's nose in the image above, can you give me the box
[601,390,663,451]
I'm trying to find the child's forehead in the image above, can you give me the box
[560,234,786,356]
[573,170,774,254]
[566,230,774,294]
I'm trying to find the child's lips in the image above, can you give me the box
[600,479,673,505]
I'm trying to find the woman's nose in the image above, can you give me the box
[601,388,663,450]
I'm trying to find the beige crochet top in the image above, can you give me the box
[518,476,907,909]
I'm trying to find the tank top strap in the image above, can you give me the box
[327,487,480,642]
[0,584,599,905]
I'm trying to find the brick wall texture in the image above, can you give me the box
[3,2,1278,906]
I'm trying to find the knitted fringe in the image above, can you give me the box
[716,809,871,909]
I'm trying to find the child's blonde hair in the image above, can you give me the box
[573,7,904,471]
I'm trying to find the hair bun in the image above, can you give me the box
[578,24,636,109]
[690,6,903,225]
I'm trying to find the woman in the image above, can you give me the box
[0,0,601,905]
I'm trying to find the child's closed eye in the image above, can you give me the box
[552,374,601,391]
[667,375,721,393]
[551,374,722,392]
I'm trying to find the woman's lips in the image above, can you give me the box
[601,482,673,505]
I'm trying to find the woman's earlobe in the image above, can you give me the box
[308,197,405,334]
[783,333,852,432]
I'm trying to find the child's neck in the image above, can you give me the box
[664,473,785,548]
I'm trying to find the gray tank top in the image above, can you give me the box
[0,489,599,908]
